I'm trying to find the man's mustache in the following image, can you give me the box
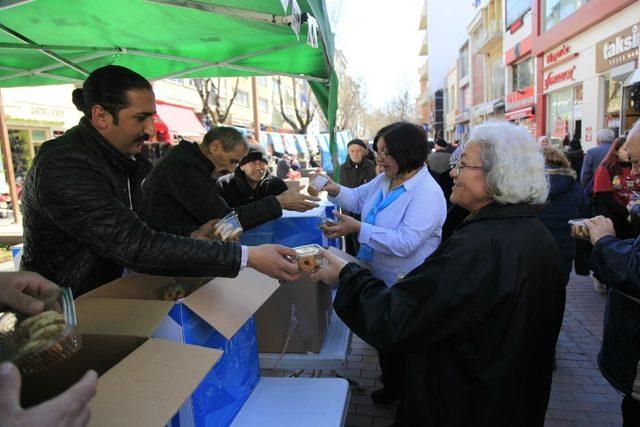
[135,134,150,143]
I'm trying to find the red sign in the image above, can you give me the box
[506,86,535,111]
[544,66,576,90]
[546,45,571,65]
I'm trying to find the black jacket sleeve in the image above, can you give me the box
[235,196,283,230]
[590,235,640,298]
[333,235,496,353]
[38,149,241,277]
[593,192,628,220]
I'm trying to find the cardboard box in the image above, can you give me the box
[22,334,222,427]
[76,268,281,427]
[254,247,368,356]
[255,276,332,354]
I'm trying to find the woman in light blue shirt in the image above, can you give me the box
[322,122,447,287]
[321,122,447,405]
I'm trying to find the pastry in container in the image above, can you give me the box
[0,287,81,374]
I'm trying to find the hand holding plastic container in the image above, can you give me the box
[212,211,243,241]
[0,287,81,374]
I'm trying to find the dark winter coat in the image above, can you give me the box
[589,235,640,398]
[21,118,241,297]
[538,168,587,277]
[216,168,288,209]
[141,140,282,234]
[334,203,566,426]
[338,158,376,218]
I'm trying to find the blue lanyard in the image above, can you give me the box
[357,185,406,262]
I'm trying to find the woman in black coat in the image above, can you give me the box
[313,122,567,426]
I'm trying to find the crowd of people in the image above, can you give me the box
[3,63,640,426]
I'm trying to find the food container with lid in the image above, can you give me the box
[292,244,324,273]
[568,219,590,241]
[212,211,243,241]
[0,287,81,374]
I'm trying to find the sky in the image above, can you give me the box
[326,0,479,109]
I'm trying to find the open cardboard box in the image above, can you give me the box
[255,246,368,355]
[74,268,281,427]
[22,334,222,427]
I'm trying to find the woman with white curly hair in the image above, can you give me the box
[313,121,567,426]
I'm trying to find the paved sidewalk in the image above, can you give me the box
[339,272,622,427]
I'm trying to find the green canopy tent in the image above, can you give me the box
[0,0,339,222]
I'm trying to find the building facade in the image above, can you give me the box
[418,1,430,126]
[532,0,639,149]
[444,64,459,142]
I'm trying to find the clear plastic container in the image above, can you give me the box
[0,287,81,374]
[293,244,324,273]
[308,175,329,196]
[212,211,243,241]
[568,219,590,241]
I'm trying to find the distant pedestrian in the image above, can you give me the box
[427,139,452,174]
[565,137,584,179]
[581,128,615,188]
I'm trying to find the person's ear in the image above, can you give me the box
[91,105,112,130]
[209,139,220,154]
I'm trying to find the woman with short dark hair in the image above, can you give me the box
[319,122,447,405]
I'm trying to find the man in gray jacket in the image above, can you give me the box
[580,128,615,188]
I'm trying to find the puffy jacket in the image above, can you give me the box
[538,168,586,276]
[141,140,282,234]
[589,235,640,398]
[21,118,241,296]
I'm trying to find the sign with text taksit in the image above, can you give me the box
[596,24,639,73]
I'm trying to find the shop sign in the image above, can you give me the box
[506,86,534,111]
[545,45,571,67]
[596,24,639,73]
[544,66,576,90]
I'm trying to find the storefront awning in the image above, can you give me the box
[155,101,206,140]
[505,106,534,121]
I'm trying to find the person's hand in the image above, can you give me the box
[0,272,58,315]
[247,244,302,282]
[310,249,348,285]
[321,211,361,239]
[311,173,340,197]
[583,216,616,246]
[0,362,97,427]
[276,186,320,212]
[190,219,221,241]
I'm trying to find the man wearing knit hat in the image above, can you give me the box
[217,145,289,208]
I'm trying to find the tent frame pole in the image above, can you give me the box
[0,89,20,223]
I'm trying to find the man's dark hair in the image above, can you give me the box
[203,126,248,152]
[376,122,428,174]
[71,65,152,125]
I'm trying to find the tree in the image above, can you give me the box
[194,78,240,124]
[274,76,316,134]
[385,83,416,122]
[337,74,368,136]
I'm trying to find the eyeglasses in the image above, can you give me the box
[376,150,390,159]
[451,161,487,176]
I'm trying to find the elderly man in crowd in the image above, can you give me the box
[142,126,319,235]
[313,121,566,426]
[584,119,640,427]
[581,128,616,188]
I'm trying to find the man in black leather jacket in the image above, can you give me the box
[585,119,640,426]
[21,65,301,297]
[141,127,319,235]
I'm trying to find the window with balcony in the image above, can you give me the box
[544,0,589,32]
[258,97,269,113]
[512,57,533,91]
[459,45,470,78]
[490,60,505,101]
[236,90,249,107]
[505,0,529,29]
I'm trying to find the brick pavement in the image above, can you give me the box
[262,272,623,426]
